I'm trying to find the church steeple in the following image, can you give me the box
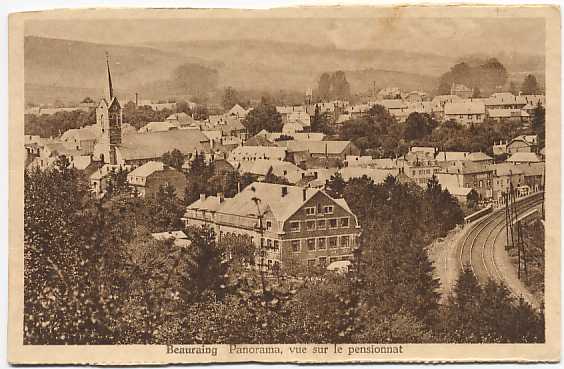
[96,52,122,165]
[106,51,114,100]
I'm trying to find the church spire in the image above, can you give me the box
[105,51,114,100]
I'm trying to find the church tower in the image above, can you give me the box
[96,52,122,164]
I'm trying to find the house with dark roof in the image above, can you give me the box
[183,182,361,270]
[126,161,186,199]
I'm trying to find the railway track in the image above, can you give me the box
[458,192,543,307]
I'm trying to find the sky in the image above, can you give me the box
[25,15,544,58]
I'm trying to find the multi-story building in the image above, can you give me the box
[183,182,361,270]
[443,101,486,126]
[490,163,525,201]
[436,162,494,200]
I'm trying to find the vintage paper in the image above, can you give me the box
[8,5,561,364]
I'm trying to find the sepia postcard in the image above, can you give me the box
[8,5,561,364]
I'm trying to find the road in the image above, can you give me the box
[457,192,543,309]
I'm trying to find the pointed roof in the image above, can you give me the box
[106,52,114,100]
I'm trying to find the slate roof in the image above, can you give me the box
[506,152,543,163]
[444,101,486,115]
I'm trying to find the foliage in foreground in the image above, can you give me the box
[24,163,544,344]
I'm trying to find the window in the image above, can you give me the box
[307,259,316,267]
[317,219,326,229]
[318,257,327,266]
[341,236,350,248]
[266,221,272,230]
[328,237,338,249]
[289,221,300,232]
[267,239,272,248]
[340,217,349,228]
[305,207,316,216]
[307,238,316,251]
[291,240,300,252]
[273,240,280,251]
[317,238,326,250]
[305,220,316,231]
[324,205,334,214]
[329,218,338,229]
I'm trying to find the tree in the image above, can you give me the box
[106,166,130,198]
[317,72,332,101]
[162,149,186,171]
[310,104,334,134]
[532,103,545,148]
[242,102,283,136]
[175,100,192,115]
[182,226,228,302]
[521,74,540,95]
[331,71,351,100]
[403,112,436,140]
[325,173,346,198]
[146,184,185,232]
[222,86,240,110]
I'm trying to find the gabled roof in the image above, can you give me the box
[440,161,492,175]
[485,93,527,106]
[376,99,408,110]
[506,152,543,163]
[511,135,537,145]
[60,124,99,141]
[466,152,493,162]
[229,145,287,161]
[227,104,248,117]
[139,121,178,133]
[119,130,210,161]
[514,162,544,176]
[127,161,165,179]
[443,185,473,197]
[444,101,485,115]
[277,140,354,155]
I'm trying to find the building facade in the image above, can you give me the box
[183,182,361,270]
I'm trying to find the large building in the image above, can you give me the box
[183,182,361,270]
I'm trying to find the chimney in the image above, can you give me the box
[135,92,138,107]
[281,186,288,197]
[217,192,224,203]
[302,187,307,202]
[200,193,206,201]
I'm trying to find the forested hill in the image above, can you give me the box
[25,36,447,104]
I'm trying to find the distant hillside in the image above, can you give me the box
[346,69,436,94]
[25,36,545,105]
[24,36,203,103]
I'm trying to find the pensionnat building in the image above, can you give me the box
[183,182,361,269]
